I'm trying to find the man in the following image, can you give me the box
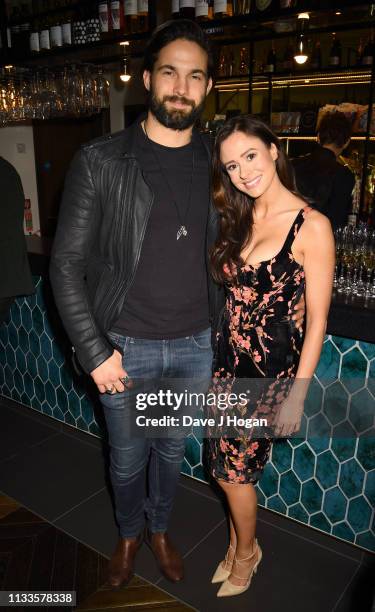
[292,111,355,230]
[50,20,303,589]
[0,156,34,324]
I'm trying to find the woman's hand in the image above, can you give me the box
[273,393,304,437]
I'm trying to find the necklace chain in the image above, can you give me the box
[142,120,194,241]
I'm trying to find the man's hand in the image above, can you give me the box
[90,350,131,394]
[292,293,305,331]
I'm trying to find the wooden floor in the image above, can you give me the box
[0,493,193,611]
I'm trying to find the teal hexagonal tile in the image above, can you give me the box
[52,341,65,367]
[310,512,331,532]
[267,494,287,514]
[349,389,374,434]
[279,470,301,505]
[288,503,309,523]
[293,443,315,482]
[341,348,368,394]
[89,421,102,437]
[15,347,27,373]
[331,422,357,462]
[355,531,375,552]
[3,363,14,390]
[255,485,265,506]
[315,340,340,384]
[53,406,65,421]
[304,378,323,417]
[44,381,57,408]
[29,329,41,358]
[18,325,29,353]
[301,479,323,514]
[332,336,356,353]
[271,440,292,473]
[5,345,16,371]
[7,324,18,351]
[259,462,279,498]
[34,376,45,404]
[40,401,53,417]
[192,465,206,481]
[332,521,355,543]
[324,382,348,426]
[323,487,347,523]
[13,369,24,395]
[67,389,81,419]
[11,302,21,328]
[37,356,49,384]
[76,416,89,432]
[185,435,201,468]
[48,360,61,387]
[358,341,375,361]
[357,436,375,471]
[347,496,372,533]
[60,367,73,393]
[364,470,375,507]
[80,396,94,427]
[369,360,375,398]
[56,386,68,412]
[21,305,33,331]
[181,458,192,476]
[26,352,38,379]
[32,306,44,336]
[39,332,53,362]
[30,396,41,411]
[63,410,76,427]
[316,450,339,489]
[339,458,365,499]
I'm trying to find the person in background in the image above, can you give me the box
[292,111,355,230]
[0,156,34,324]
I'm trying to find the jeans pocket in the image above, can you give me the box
[191,327,212,350]
[107,331,130,355]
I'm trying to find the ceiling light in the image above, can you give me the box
[119,41,131,83]
[294,35,308,64]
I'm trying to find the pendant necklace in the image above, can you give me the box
[143,120,194,241]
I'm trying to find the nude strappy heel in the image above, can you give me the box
[211,543,236,584]
[216,538,262,597]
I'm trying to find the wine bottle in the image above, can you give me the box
[50,17,63,48]
[30,20,40,53]
[180,1,195,19]
[40,17,51,50]
[62,12,72,45]
[214,0,233,18]
[124,0,138,34]
[239,47,248,74]
[362,36,374,66]
[356,38,364,66]
[171,0,180,18]
[110,1,124,32]
[137,0,149,32]
[311,40,321,71]
[98,1,111,37]
[265,45,276,72]
[329,34,341,68]
[234,0,250,14]
[195,0,213,20]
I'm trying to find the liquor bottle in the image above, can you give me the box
[30,20,40,53]
[62,12,72,45]
[234,0,250,14]
[195,0,213,20]
[39,17,51,50]
[356,38,364,66]
[310,40,322,71]
[265,45,276,72]
[110,1,124,32]
[86,4,101,43]
[239,47,248,74]
[329,34,342,68]
[19,21,30,55]
[124,0,138,34]
[362,36,374,66]
[180,1,195,19]
[214,0,233,18]
[50,17,63,48]
[282,43,294,72]
[137,0,149,32]
[98,1,111,37]
[218,48,227,77]
[171,0,180,18]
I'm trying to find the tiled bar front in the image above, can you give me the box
[0,275,374,553]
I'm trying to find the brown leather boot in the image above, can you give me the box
[107,534,143,589]
[145,530,184,582]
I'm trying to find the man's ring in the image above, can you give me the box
[120,376,130,386]
[106,386,116,395]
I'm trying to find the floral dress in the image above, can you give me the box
[207,209,306,484]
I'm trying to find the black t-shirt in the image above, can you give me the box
[112,123,210,339]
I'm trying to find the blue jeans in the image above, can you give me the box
[100,328,213,538]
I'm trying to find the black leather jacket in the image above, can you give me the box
[50,120,224,374]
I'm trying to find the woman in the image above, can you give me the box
[207,115,335,598]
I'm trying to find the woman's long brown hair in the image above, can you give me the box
[210,114,299,285]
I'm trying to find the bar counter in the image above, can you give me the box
[0,238,374,554]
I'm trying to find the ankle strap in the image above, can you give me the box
[235,539,258,564]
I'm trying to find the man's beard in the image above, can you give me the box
[149,87,206,131]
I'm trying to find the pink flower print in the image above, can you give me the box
[253,350,262,363]
[242,286,257,304]
[227,470,237,480]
